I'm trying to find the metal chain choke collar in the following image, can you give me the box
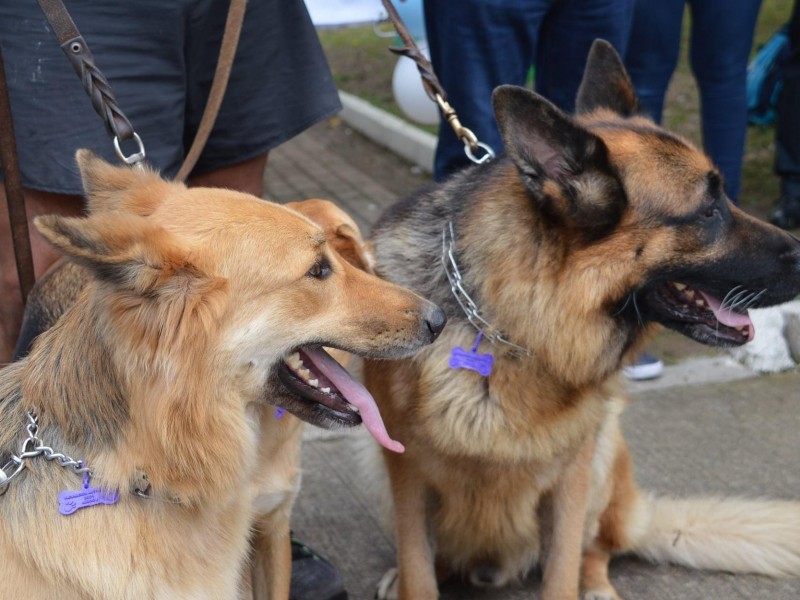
[442,222,532,358]
[0,410,89,496]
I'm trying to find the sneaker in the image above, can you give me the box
[623,353,664,381]
[770,194,800,230]
[290,537,348,600]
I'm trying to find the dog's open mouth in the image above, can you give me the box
[647,281,755,346]
[277,345,404,453]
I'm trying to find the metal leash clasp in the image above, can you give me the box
[0,456,25,496]
[434,94,495,165]
[113,132,146,168]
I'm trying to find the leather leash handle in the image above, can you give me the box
[176,0,248,181]
[36,0,135,144]
[0,47,36,305]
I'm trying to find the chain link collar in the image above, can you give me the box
[0,410,89,496]
[441,222,532,358]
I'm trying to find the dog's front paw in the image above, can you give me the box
[375,567,399,600]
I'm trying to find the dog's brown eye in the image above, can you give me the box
[308,259,332,280]
[704,207,717,218]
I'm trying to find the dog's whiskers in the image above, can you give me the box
[743,289,767,310]
[631,292,644,327]
[613,293,634,318]
[719,285,743,314]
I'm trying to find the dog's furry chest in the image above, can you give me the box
[414,440,575,578]
[407,335,607,465]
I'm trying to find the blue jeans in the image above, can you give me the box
[625,0,762,202]
[776,0,800,197]
[424,0,634,180]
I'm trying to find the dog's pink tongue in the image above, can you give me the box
[699,292,755,341]
[301,346,404,453]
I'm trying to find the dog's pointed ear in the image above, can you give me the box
[76,149,178,216]
[575,39,639,117]
[34,213,222,298]
[492,85,626,234]
[334,223,376,274]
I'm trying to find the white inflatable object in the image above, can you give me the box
[392,46,439,126]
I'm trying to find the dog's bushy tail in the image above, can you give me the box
[623,493,800,577]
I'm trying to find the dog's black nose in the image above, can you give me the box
[425,304,447,340]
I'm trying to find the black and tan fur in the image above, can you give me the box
[0,153,444,599]
[365,41,800,600]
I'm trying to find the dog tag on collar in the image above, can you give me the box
[449,331,494,377]
[274,407,287,419]
[58,471,119,516]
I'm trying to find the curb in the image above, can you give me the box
[339,90,436,173]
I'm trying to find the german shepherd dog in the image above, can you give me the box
[0,152,445,599]
[8,197,381,600]
[364,41,800,600]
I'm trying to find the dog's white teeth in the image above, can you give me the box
[674,283,687,291]
[321,387,331,394]
[308,379,319,388]
[347,403,360,414]
[287,352,303,369]
[299,368,311,380]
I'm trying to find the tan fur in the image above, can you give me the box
[0,152,440,599]
[365,42,800,600]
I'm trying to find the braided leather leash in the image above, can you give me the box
[380,0,494,164]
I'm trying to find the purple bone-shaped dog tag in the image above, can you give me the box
[274,407,287,419]
[449,331,494,377]
[58,472,119,516]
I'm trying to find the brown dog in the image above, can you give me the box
[0,152,445,599]
[10,197,376,600]
[365,41,800,600]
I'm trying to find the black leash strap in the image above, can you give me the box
[0,47,35,305]
[36,0,145,165]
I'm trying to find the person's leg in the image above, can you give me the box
[623,0,686,123]
[0,189,83,363]
[187,153,268,198]
[771,0,800,228]
[424,0,550,180]
[689,0,762,202]
[536,0,636,114]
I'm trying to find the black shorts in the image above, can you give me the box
[0,0,341,194]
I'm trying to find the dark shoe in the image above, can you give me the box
[770,194,800,229]
[291,538,348,600]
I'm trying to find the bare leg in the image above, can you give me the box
[0,187,83,363]
[187,153,269,198]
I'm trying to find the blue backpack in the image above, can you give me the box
[747,26,792,126]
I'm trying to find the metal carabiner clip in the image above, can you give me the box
[0,456,26,496]
[464,140,495,165]
[113,132,147,168]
